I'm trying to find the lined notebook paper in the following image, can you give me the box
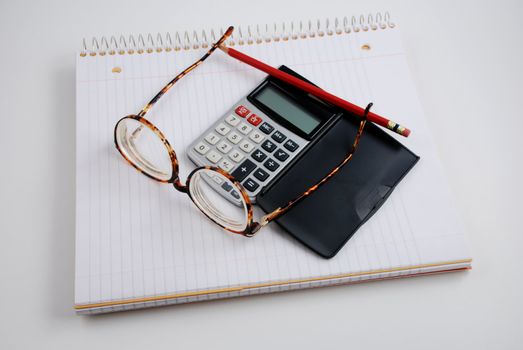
[75,13,471,314]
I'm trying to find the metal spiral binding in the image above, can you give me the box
[80,12,395,57]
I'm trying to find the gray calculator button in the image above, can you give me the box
[215,123,231,136]
[274,149,289,162]
[216,140,233,154]
[212,175,223,185]
[237,122,253,135]
[204,132,220,145]
[249,130,265,144]
[218,158,235,172]
[225,114,241,127]
[194,142,210,155]
[229,150,244,163]
[239,139,255,153]
[227,131,242,144]
[261,140,277,153]
[206,150,222,163]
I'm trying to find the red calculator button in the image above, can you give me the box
[235,105,250,118]
[247,114,262,126]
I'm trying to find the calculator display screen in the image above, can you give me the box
[252,84,322,135]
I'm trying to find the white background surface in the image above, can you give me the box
[1,0,522,349]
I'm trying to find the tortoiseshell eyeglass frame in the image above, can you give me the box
[114,26,370,237]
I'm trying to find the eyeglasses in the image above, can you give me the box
[114,26,370,237]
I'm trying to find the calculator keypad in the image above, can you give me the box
[189,103,306,201]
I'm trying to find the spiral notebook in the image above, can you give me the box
[75,12,471,314]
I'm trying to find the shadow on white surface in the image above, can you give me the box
[46,65,77,319]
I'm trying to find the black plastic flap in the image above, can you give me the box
[257,99,419,258]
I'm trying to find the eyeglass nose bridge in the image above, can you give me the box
[159,136,189,193]
[172,178,188,193]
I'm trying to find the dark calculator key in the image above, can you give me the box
[259,122,274,134]
[271,131,287,143]
[231,159,256,182]
[274,149,289,162]
[261,139,277,153]
[221,182,233,192]
[243,178,259,192]
[230,190,240,199]
[264,158,280,172]
[252,149,267,162]
[253,168,269,182]
[283,139,299,152]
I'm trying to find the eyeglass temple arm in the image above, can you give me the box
[256,103,372,229]
[136,27,235,118]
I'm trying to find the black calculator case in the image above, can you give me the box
[256,68,419,258]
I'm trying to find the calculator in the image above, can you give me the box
[187,66,342,204]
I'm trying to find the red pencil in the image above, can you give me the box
[219,45,411,137]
